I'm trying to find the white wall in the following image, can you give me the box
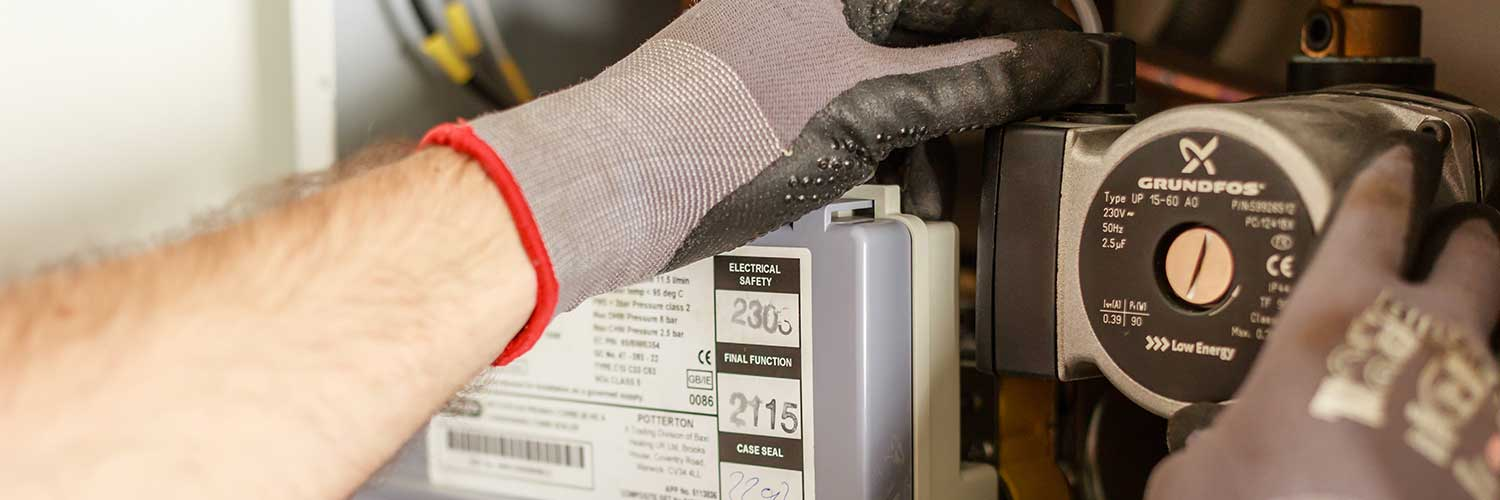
[0,0,670,279]
[0,1,307,278]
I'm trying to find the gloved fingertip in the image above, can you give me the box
[843,0,900,43]
[1408,203,1500,281]
[1459,204,1500,240]
[968,0,1081,35]
[1004,30,1104,108]
[1343,130,1445,216]
[1362,144,1418,189]
[1458,213,1500,249]
[1371,130,1444,193]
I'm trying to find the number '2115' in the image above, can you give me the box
[728,392,799,434]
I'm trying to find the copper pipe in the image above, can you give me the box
[1136,59,1261,103]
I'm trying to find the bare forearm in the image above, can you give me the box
[0,147,535,498]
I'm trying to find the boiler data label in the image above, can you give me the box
[428,247,815,500]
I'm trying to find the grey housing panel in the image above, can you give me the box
[755,199,915,500]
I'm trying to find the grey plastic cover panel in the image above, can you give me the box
[757,199,916,500]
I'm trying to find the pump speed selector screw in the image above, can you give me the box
[1162,227,1235,306]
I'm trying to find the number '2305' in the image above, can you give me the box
[730,298,793,335]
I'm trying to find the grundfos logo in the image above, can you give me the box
[1137,136,1267,196]
[1179,136,1219,174]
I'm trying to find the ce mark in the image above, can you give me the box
[1266,254,1297,278]
[697,350,713,366]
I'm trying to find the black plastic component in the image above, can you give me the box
[1286,56,1436,92]
[1077,34,1137,108]
[1166,402,1225,452]
[976,124,1069,377]
[959,366,1000,466]
[1311,85,1500,206]
[1078,390,1169,499]
[1156,0,1242,58]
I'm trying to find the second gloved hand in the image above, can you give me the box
[1146,133,1500,500]
[425,0,1102,363]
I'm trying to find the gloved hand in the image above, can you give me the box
[1146,133,1500,500]
[423,0,1102,364]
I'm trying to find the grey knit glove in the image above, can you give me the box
[1145,134,1500,500]
[426,0,1099,335]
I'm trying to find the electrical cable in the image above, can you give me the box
[1069,0,1104,33]
[442,1,484,57]
[399,0,511,108]
[409,0,439,33]
[466,0,535,103]
[464,69,516,109]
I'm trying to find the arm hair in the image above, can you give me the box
[0,146,536,499]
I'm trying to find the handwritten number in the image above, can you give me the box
[729,393,748,427]
[727,471,745,499]
[740,477,760,500]
[781,402,800,434]
[732,298,747,326]
[727,392,800,435]
[746,300,764,329]
[729,297,788,335]
[765,399,776,430]
[759,482,791,500]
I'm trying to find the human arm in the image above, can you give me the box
[0,147,535,498]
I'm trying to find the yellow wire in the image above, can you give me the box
[455,0,535,103]
[420,34,474,84]
[497,56,534,103]
[444,2,483,56]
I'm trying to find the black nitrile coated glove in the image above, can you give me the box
[427,0,1104,365]
[1146,133,1500,500]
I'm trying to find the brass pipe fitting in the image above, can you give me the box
[1302,0,1423,58]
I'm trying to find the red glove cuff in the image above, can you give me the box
[421,121,559,366]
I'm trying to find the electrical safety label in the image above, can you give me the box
[427,247,814,500]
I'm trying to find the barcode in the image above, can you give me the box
[445,430,587,469]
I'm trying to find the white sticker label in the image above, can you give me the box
[429,247,815,500]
